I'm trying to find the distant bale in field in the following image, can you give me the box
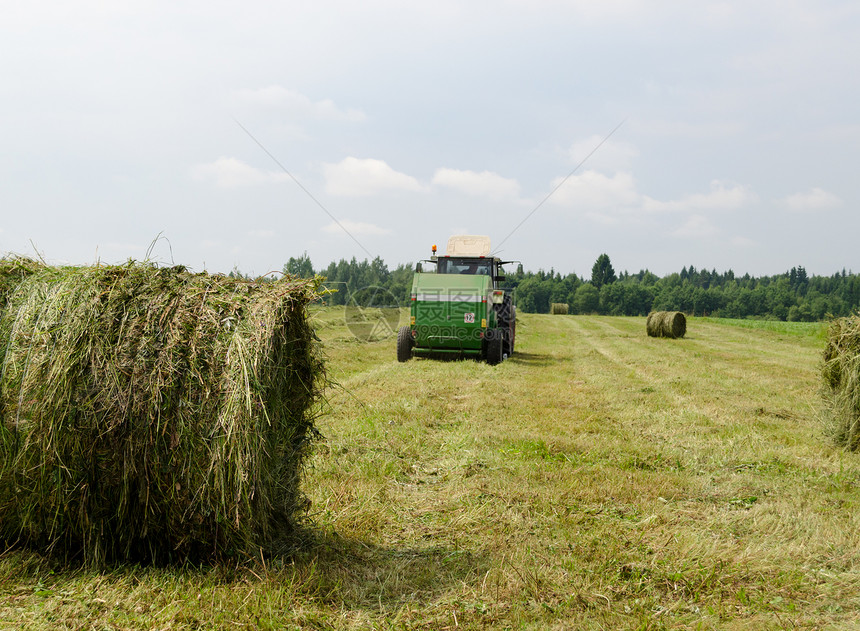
[550,303,569,315]
[822,315,860,451]
[0,261,325,565]
[646,311,686,339]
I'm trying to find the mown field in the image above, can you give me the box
[3,310,860,630]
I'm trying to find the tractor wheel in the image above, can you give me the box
[397,326,413,362]
[504,307,516,357]
[485,329,504,365]
[499,298,516,357]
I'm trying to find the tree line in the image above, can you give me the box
[269,252,860,322]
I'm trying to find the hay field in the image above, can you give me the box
[3,311,860,629]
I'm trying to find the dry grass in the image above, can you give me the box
[0,261,325,565]
[2,309,858,629]
[822,314,860,450]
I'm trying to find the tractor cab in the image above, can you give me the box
[428,235,507,287]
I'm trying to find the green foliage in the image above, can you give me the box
[316,256,402,307]
[573,283,600,314]
[284,252,315,278]
[238,254,860,320]
[591,253,617,289]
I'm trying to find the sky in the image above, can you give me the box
[1,0,858,278]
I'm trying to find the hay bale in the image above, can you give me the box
[550,303,569,315]
[0,261,325,565]
[0,257,43,306]
[646,311,686,338]
[822,315,860,451]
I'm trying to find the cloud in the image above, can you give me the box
[543,172,759,239]
[191,157,287,187]
[505,0,651,21]
[568,136,639,172]
[432,168,521,201]
[322,220,392,236]
[782,187,842,212]
[247,229,276,238]
[546,170,640,210]
[730,235,756,247]
[638,117,745,140]
[234,86,366,122]
[583,210,621,226]
[643,180,755,214]
[322,157,427,196]
[671,215,718,238]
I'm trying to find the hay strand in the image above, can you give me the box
[0,261,325,565]
[0,257,43,307]
[822,315,860,451]
[646,311,686,339]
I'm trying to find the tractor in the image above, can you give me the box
[397,235,516,364]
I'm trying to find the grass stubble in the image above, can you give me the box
[3,307,860,629]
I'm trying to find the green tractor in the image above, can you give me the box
[397,235,516,365]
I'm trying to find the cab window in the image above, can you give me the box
[437,258,491,276]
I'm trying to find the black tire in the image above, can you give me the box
[499,298,515,357]
[504,306,516,357]
[397,326,413,362]
[485,328,503,365]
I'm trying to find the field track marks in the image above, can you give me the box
[548,315,820,431]
[556,316,663,384]
[557,315,818,394]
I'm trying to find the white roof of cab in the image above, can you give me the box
[446,235,491,257]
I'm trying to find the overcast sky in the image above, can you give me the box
[2,1,858,278]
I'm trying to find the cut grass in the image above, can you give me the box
[0,262,325,565]
[822,315,860,451]
[699,316,828,338]
[3,311,859,629]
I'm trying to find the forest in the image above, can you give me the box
[272,252,860,321]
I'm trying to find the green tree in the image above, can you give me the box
[284,252,315,278]
[573,284,600,314]
[288,252,860,319]
[516,276,553,313]
[591,254,617,289]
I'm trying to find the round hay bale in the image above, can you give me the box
[0,257,43,306]
[550,302,569,315]
[822,315,860,451]
[0,262,325,565]
[646,311,686,338]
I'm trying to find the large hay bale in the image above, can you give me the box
[822,315,860,451]
[0,257,43,306]
[0,261,324,565]
[646,311,686,338]
[550,303,569,315]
